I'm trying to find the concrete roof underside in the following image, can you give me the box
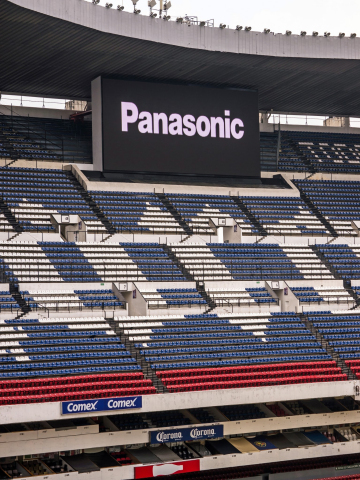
[1,0,360,116]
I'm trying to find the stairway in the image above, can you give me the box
[0,197,23,233]
[345,282,360,309]
[162,244,194,282]
[107,318,168,393]
[310,244,341,280]
[197,283,217,313]
[66,171,116,235]
[9,283,32,315]
[230,196,267,236]
[284,134,317,174]
[298,190,338,237]
[300,313,356,380]
[162,244,216,311]
[156,193,192,236]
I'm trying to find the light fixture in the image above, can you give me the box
[164,1,172,10]
[199,21,206,27]
[134,8,141,13]
[286,30,292,35]
[339,32,345,37]
[92,0,100,4]
[263,28,270,34]
[245,26,251,31]
[105,3,113,7]
[176,17,184,23]
[236,25,243,31]
[163,15,170,20]
[300,31,306,36]
[351,33,357,38]
[219,23,226,29]
[324,31,330,37]
[131,0,139,4]
[150,11,157,17]
[313,31,318,36]
[117,5,124,10]
[148,0,156,6]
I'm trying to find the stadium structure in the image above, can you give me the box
[2,0,360,479]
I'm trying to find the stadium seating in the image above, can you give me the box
[217,404,266,420]
[0,115,92,164]
[0,314,140,381]
[139,284,207,310]
[89,190,185,234]
[306,312,360,361]
[0,242,186,283]
[0,372,154,406]
[204,282,279,312]
[23,288,125,311]
[290,285,354,309]
[279,134,309,172]
[295,179,360,236]
[242,196,330,236]
[285,131,360,173]
[0,289,20,313]
[115,311,344,393]
[0,168,98,234]
[164,193,259,235]
[315,244,360,279]
[170,243,333,281]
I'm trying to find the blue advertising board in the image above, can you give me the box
[61,396,142,415]
[150,425,223,444]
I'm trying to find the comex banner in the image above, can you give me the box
[92,77,260,178]
[150,425,224,444]
[61,396,142,415]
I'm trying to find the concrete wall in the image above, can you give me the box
[9,0,360,61]
[1,407,360,458]
[0,380,356,425]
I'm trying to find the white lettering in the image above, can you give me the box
[120,102,245,140]
[138,111,153,134]
[196,116,211,137]
[183,114,196,136]
[121,102,138,132]
[231,118,244,139]
[169,113,183,135]
[153,113,168,135]
[211,117,225,138]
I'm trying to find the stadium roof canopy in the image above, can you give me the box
[2,0,360,116]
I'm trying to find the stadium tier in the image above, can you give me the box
[3,1,360,477]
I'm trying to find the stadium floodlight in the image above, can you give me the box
[105,3,113,8]
[176,17,184,23]
[236,25,243,31]
[92,0,100,4]
[324,32,330,37]
[199,21,206,27]
[263,28,270,34]
[286,30,292,35]
[134,8,141,13]
[245,26,251,31]
[148,0,156,6]
[163,15,171,20]
[219,23,226,29]
[117,5,124,10]
[339,32,345,37]
[313,31,318,36]
[300,31,307,36]
[150,11,157,17]
[351,33,357,38]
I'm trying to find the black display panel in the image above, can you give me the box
[101,78,260,177]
